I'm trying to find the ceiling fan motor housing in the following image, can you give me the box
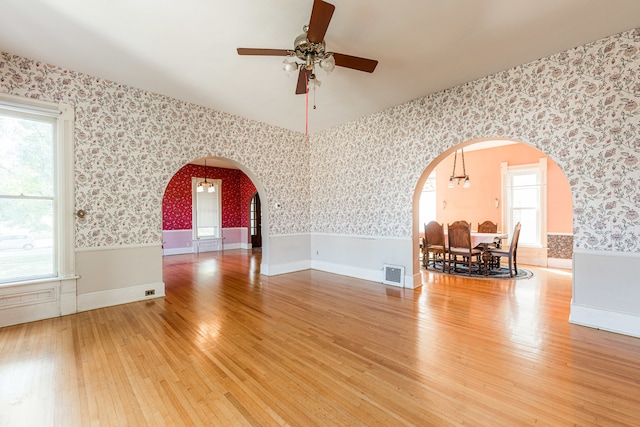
[294,32,329,70]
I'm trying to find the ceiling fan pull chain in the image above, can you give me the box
[305,73,309,135]
[313,83,317,110]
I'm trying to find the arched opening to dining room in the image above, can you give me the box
[412,137,574,285]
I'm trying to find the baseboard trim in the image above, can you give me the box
[163,247,194,256]
[569,302,640,338]
[77,282,165,312]
[311,261,419,288]
[311,260,380,283]
[547,258,572,269]
[266,260,311,276]
[408,272,422,289]
[223,243,252,250]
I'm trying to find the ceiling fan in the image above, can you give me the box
[237,0,378,95]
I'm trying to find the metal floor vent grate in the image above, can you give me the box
[382,264,405,287]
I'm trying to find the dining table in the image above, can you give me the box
[473,232,507,274]
[444,231,508,275]
[443,231,508,247]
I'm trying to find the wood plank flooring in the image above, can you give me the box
[1,249,640,426]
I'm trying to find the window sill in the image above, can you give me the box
[0,275,79,289]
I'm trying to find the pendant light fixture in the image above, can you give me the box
[197,158,215,193]
[448,148,471,189]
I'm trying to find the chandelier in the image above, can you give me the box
[197,158,215,193]
[448,148,471,189]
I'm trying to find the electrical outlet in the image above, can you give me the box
[145,289,155,296]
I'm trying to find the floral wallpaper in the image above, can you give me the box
[162,164,256,230]
[312,28,640,253]
[2,27,639,254]
[0,53,310,247]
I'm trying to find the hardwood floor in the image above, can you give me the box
[1,249,640,426]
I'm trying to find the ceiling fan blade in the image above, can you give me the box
[295,68,310,95]
[237,48,290,56]
[333,53,378,73]
[306,0,335,44]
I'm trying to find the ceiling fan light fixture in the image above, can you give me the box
[282,58,298,74]
[308,74,321,88]
[319,53,335,73]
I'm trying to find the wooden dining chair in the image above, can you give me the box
[488,222,521,277]
[423,221,446,271]
[477,220,501,267]
[446,220,481,275]
[477,220,498,233]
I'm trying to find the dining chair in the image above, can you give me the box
[477,220,497,233]
[477,220,501,267]
[446,220,481,275]
[423,221,446,271]
[488,222,521,278]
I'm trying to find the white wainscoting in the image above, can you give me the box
[570,249,640,338]
[547,258,572,269]
[310,233,417,288]
[222,227,251,250]
[262,233,311,276]
[76,244,164,312]
[0,276,78,328]
[517,246,548,267]
[162,228,251,255]
[77,281,165,312]
[162,229,194,255]
[194,237,223,253]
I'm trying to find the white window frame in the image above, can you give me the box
[0,93,75,286]
[192,177,222,240]
[418,171,437,233]
[501,158,547,248]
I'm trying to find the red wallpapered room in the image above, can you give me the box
[162,162,257,255]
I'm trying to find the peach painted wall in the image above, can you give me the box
[435,143,573,234]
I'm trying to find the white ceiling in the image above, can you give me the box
[1,0,640,135]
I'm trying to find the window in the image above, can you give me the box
[192,178,222,239]
[0,94,74,285]
[501,159,547,247]
[418,172,436,232]
[250,194,258,236]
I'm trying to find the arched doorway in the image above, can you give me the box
[161,156,268,271]
[412,138,573,284]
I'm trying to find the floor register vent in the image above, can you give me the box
[383,264,405,287]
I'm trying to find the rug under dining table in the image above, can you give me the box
[424,261,533,280]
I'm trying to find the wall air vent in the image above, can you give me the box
[382,264,405,287]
